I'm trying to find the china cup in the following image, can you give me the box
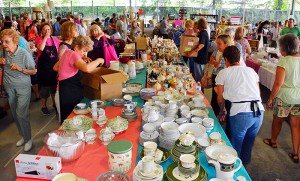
[180,154,195,169]
[198,138,210,151]
[210,132,222,144]
[144,141,157,157]
[202,118,214,128]
[76,103,87,109]
[123,95,132,103]
[141,156,155,174]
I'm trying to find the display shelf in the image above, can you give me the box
[190,14,218,24]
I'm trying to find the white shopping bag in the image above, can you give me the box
[258,34,264,51]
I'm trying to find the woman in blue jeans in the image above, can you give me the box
[215,46,264,164]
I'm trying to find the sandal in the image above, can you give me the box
[263,138,277,148]
[288,153,299,164]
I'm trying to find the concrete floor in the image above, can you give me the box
[0,85,299,181]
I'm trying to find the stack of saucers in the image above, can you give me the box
[133,157,163,181]
[140,88,156,100]
[122,109,138,122]
[170,133,199,162]
[141,106,164,131]
[164,102,178,118]
[158,122,180,150]
[139,123,159,145]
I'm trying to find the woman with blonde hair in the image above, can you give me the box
[209,34,243,139]
[87,24,115,66]
[53,21,79,122]
[0,29,36,151]
[235,26,251,61]
[56,36,104,122]
[58,21,78,57]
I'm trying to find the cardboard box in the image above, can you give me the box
[14,154,62,180]
[179,35,199,57]
[81,67,128,101]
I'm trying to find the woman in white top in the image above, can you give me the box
[215,46,264,165]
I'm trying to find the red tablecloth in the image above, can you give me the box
[245,58,261,73]
[16,107,142,181]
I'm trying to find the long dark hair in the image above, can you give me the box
[25,20,38,40]
[257,20,270,34]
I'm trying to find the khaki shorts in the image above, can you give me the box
[273,97,300,117]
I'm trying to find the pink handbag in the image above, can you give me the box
[102,36,118,67]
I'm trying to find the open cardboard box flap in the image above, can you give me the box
[101,72,128,84]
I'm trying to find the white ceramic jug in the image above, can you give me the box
[208,153,242,180]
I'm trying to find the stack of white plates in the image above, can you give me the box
[159,122,180,150]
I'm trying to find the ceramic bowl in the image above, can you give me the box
[90,100,107,109]
[75,103,88,110]
[160,122,179,134]
[178,123,207,140]
[143,123,156,133]
[204,144,237,162]
[97,171,130,181]
[52,173,77,181]
[44,131,85,162]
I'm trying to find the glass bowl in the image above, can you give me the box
[44,130,85,162]
[97,171,130,181]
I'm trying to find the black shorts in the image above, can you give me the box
[31,74,37,85]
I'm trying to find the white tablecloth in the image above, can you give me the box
[258,66,276,90]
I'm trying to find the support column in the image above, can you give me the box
[290,0,295,17]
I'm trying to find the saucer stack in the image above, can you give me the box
[122,109,138,122]
[139,123,159,145]
[140,88,156,100]
[170,140,199,162]
[164,103,178,118]
[141,108,164,131]
[133,160,163,181]
[164,161,207,181]
[158,122,180,150]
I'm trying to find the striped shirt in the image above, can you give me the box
[0,46,35,88]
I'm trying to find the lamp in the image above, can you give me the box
[48,1,55,9]
[33,7,42,20]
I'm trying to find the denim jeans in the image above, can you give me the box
[193,62,205,83]
[5,86,32,142]
[229,111,264,164]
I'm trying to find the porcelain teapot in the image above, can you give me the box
[208,153,242,180]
